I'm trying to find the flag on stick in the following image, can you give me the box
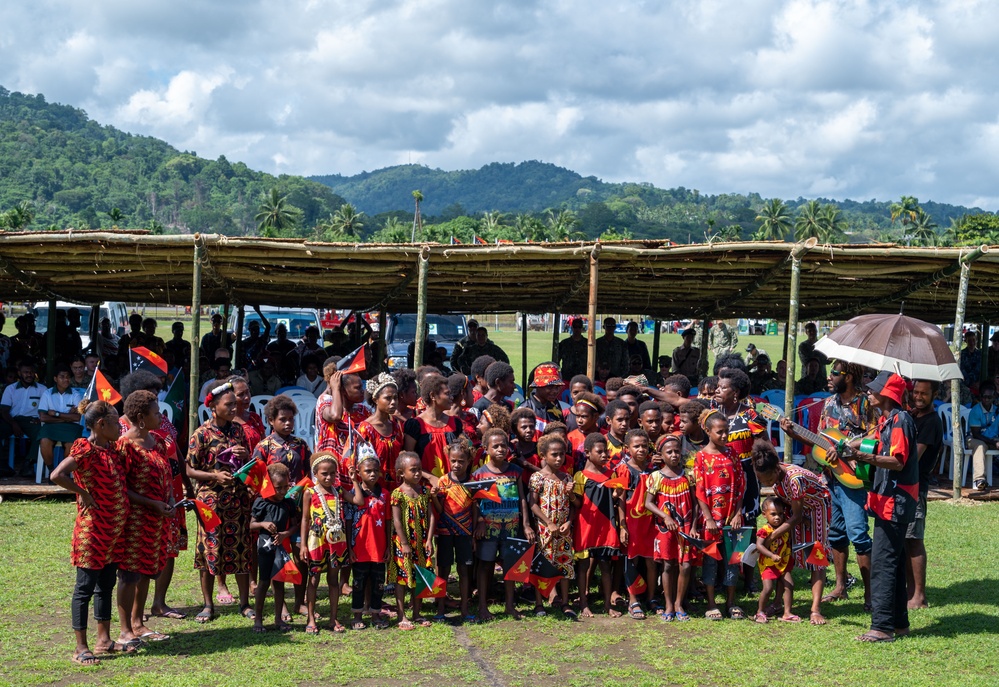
[529,551,562,597]
[336,344,367,374]
[414,565,447,599]
[84,367,122,406]
[601,474,628,490]
[464,479,501,503]
[500,537,535,583]
[723,527,756,565]
[129,346,169,375]
[792,541,830,567]
[234,459,268,494]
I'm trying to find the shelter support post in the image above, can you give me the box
[551,311,560,362]
[522,313,528,389]
[234,305,245,369]
[950,246,988,500]
[652,320,662,372]
[586,245,601,380]
[221,302,231,353]
[414,248,430,369]
[46,297,56,384]
[981,321,989,384]
[88,304,99,364]
[782,239,817,445]
[189,238,203,436]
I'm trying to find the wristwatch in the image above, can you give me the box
[54,411,61,418]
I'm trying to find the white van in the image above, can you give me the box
[229,306,323,343]
[31,301,129,349]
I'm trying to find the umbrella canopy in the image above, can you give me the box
[813,314,962,382]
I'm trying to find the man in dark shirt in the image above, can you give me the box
[624,321,651,372]
[450,319,479,372]
[556,318,588,380]
[905,379,940,610]
[794,356,826,395]
[457,327,509,373]
[798,322,828,382]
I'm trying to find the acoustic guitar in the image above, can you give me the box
[754,402,866,489]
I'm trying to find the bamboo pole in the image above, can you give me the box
[950,246,988,500]
[783,239,818,441]
[46,297,56,384]
[189,240,203,436]
[414,248,430,370]
[652,320,662,373]
[586,245,601,379]
[522,312,529,390]
[551,311,560,362]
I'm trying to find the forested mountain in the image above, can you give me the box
[312,162,985,244]
[0,87,345,234]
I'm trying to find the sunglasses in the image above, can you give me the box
[830,371,845,377]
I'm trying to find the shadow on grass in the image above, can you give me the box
[913,612,999,638]
[926,578,999,608]
[148,624,309,657]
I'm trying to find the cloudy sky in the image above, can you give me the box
[2,0,998,209]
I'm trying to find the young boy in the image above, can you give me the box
[638,401,664,466]
[250,463,296,632]
[573,433,622,618]
[616,429,657,618]
[603,400,631,467]
[472,428,534,620]
[509,407,541,483]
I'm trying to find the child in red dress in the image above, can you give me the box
[755,496,797,623]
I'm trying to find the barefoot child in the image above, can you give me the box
[694,409,746,620]
[573,433,622,618]
[250,463,296,632]
[616,428,658,618]
[390,452,437,629]
[50,400,136,665]
[755,496,796,623]
[644,435,695,622]
[528,434,580,617]
[345,454,389,630]
[432,440,477,622]
[301,451,351,634]
[472,428,535,620]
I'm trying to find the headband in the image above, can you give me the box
[699,408,723,431]
[575,399,600,412]
[482,409,494,425]
[204,382,234,407]
[311,450,339,470]
[365,372,398,400]
[655,433,681,452]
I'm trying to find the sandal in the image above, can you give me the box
[275,622,293,632]
[463,615,478,624]
[660,612,675,622]
[215,591,234,605]
[398,619,416,631]
[416,618,433,627]
[305,624,319,635]
[675,611,691,622]
[351,621,367,631]
[821,592,848,603]
[728,606,746,620]
[153,609,187,620]
[71,650,100,666]
[373,618,390,629]
[432,614,448,623]
[239,605,256,620]
[195,608,214,624]
[780,614,802,623]
[534,608,547,617]
[628,602,646,620]
[856,631,894,643]
[329,622,346,633]
[94,641,137,657]
[704,608,723,621]
[563,608,578,621]
[138,631,170,642]
[754,612,768,624]
[252,625,267,633]
[650,599,665,616]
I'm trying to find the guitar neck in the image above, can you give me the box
[788,422,829,447]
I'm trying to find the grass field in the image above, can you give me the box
[1,498,996,687]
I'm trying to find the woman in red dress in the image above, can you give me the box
[186,381,253,623]
[117,390,175,644]
[50,400,133,665]
[231,375,265,452]
[358,373,404,490]
[447,373,480,446]
[403,373,463,481]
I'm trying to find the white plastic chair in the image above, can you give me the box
[198,405,212,426]
[937,404,955,477]
[35,443,66,484]
[160,403,174,424]
[250,394,274,416]
[294,397,317,451]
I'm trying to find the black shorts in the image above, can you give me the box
[437,534,474,570]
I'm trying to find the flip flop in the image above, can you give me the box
[398,619,416,631]
[704,609,723,621]
[94,641,137,657]
[215,591,234,605]
[195,608,214,624]
[305,624,319,635]
[352,621,367,630]
[416,618,433,627]
[563,608,578,621]
[239,605,256,620]
[71,651,100,666]
[330,622,346,633]
[252,625,267,633]
[675,611,691,622]
[154,610,187,620]
[138,631,170,642]
[660,612,675,622]
[754,612,768,624]
[779,614,802,623]
[728,606,746,620]
[462,615,478,624]
[856,632,894,643]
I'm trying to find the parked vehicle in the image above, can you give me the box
[385,313,468,371]
[230,306,323,343]
[31,301,128,349]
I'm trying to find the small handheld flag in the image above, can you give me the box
[178,498,222,533]
[500,537,535,583]
[792,541,830,567]
[464,479,502,503]
[602,474,628,490]
[129,346,169,375]
[722,527,756,565]
[678,531,723,560]
[235,459,268,494]
[271,544,303,585]
[84,367,122,406]
[336,344,367,374]
[414,565,447,599]
[529,551,562,596]
[286,476,314,501]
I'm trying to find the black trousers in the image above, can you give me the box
[351,562,385,613]
[72,564,118,631]
[870,517,909,634]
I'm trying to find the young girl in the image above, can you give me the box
[573,433,622,618]
[541,421,571,474]
[117,390,174,645]
[389,452,437,629]
[250,463,296,632]
[694,409,746,620]
[472,428,534,621]
[603,400,631,467]
[432,440,477,622]
[473,404,511,469]
[528,434,579,618]
[755,496,796,624]
[345,455,390,630]
[644,435,695,622]
[510,407,541,483]
[300,451,351,634]
[358,373,404,491]
[51,400,134,665]
[403,373,462,481]
[567,393,604,472]
[678,400,709,483]
[616,428,657,619]
[253,395,311,484]
[447,373,480,446]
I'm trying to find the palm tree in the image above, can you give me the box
[818,204,848,243]
[515,214,547,242]
[107,207,124,227]
[910,209,938,246]
[794,200,824,241]
[545,209,583,241]
[890,195,920,227]
[754,198,792,241]
[255,188,300,237]
[411,190,423,241]
[482,211,506,233]
[1,201,35,230]
[330,203,365,239]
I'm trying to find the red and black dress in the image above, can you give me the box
[70,439,129,570]
[118,435,173,577]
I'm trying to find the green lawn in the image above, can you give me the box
[0,498,995,687]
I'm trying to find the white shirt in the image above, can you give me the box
[1,382,46,417]
[38,386,85,423]
[296,374,325,397]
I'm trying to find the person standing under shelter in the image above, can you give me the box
[966,380,997,492]
[596,318,629,378]
[624,321,651,372]
[450,319,479,372]
[708,320,738,360]
[557,318,588,381]
[960,330,982,393]
[671,328,700,385]
[906,379,940,610]
[798,322,828,382]
[458,327,509,374]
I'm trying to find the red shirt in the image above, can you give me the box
[346,487,388,563]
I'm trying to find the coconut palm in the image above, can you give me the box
[482,211,506,233]
[794,200,825,241]
[909,209,938,246]
[330,203,364,239]
[107,207,124,226]
[545,208,583,241]
[1,201,35,230]
[255,188,300,237]
[818,204,848,243]
[753,198,792,241]
[890,195,920,227]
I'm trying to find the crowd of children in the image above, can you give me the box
[60,353,853,667]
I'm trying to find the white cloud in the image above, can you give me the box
[1,0,998,209]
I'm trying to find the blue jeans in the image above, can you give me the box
[828,478,872,556]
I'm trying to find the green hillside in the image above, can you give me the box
[0,87,345,234]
